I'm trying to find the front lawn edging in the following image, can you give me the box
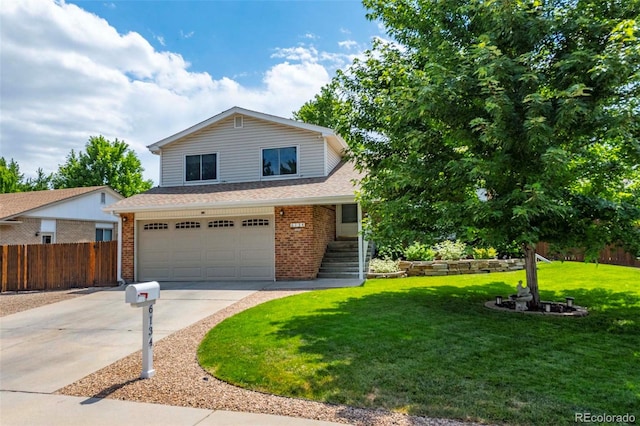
[398,258,525,276]
[366,271,406,279]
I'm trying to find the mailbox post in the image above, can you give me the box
[125,281,160,379]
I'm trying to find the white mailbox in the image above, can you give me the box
[124,281,160,379]
[126,281,160,306]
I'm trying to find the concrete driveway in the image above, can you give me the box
[0,279,361,425]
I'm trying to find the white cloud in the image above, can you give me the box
[338,40,359,50]
[180,30,194,39]
[155,35,166,46]
[0,0,365,184]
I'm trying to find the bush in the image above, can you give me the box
[375,243,404,261]
[404,242,436,261]
[473,247,498,259]
[369,258,400,273]
[435,240,467,260]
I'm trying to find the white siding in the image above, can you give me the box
[160,115,327,187]
[25,191,120,223]
[326,141,342,174]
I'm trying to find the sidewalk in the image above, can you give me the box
[0,280,358,426]
[0,392,344,426]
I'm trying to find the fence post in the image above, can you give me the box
[1,245,7,292]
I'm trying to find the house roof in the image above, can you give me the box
[0,186,121,221]
[105,161,363,214]
[147,106,348,154]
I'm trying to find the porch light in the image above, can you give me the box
[565,297,574,308]
[495,296,503,305]
[279,209,284,216]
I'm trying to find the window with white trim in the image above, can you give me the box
[262,147,297,177]
[209,220,234,228]
[143,223,168,230]
[176,221,201,229]
[186,154,217,182]
[96,228,113,241]
[242,219,270,227]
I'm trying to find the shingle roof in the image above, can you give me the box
[105,161,363,213]
[0,186,114,220]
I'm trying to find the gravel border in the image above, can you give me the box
[7,288,479,425]
[0,287,103,317]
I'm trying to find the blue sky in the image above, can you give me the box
[72,1,378,86]
[0,0,383,183]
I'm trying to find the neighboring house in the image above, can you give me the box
[105,106,364,282]
[0,186,123,245]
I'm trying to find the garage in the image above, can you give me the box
[137,216,274,281]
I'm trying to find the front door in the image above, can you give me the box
[336,203,358,239]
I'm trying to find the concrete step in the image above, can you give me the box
[322,258,359,268]
[327,242,359,250]
[319,265,359,273]
[317,272,360,279]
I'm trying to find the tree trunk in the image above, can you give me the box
[524,243,540,309]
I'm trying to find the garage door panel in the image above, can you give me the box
[138,216,274,281]
[240,266,273,279]
[240,249,271,265]
[205,266,237,280]
[205,249,235,263]
[174,250,203,263]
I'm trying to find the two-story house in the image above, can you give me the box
[105,107,364,283]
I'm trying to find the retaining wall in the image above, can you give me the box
[397,258,525,277]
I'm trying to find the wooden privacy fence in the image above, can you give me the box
[1,241,118,292]
[536,242,640,268]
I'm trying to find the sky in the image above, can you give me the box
[0,0,383,185]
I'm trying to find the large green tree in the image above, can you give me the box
[0,158,24,193]
[53,136,152,197]
[0,157,57,193]
[315,0,639,307]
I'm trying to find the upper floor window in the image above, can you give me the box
[262,147,297,177]
[186,154,217,182]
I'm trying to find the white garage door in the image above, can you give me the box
[137,216,274,281]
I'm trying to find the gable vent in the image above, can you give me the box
[234,116,243,128]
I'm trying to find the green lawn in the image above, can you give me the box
[198,263,640,425]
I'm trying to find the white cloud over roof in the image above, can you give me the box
[0,0,364,184]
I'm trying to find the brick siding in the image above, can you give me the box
[275,205,335,280]
[121,213,135,282]
[0,217,117,245]
[0,217,41,245]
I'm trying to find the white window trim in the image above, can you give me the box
[260,145,300,180]
[183,152,220,185]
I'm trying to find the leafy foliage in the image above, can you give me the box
[369,258,400,273]
[473,247,498,259]
[403,241,436,261]
[0,158,23,193]
[52,136,152,197]
[299,0,640,303]
[0,158,52,193]
[434,240,468,260]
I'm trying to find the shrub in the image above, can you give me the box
[435,240,467,260]
[404,242,436,261]
[375,243,404,261]
[369,258,400,273]
[473,247,498,259]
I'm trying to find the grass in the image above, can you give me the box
[198,262,640,425]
